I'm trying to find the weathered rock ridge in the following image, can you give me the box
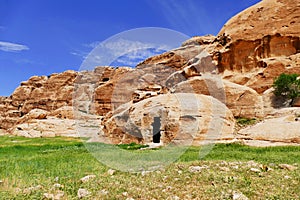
[0,0,299,145]
[219,0,300,41]
[0,71,77,130]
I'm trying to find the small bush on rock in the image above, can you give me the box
[273,73,300,106]
[236,117,257,126]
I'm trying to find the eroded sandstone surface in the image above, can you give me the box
[0,0,300,146]
[101,93,235,145]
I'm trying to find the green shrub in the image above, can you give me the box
[236,117,257,126]
[273,73,300,106]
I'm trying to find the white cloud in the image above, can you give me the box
[98,38,170,57]
[113,47,166,67]
[70,51,86,59]
[83,41,101,49]
[0,41,29,52]
[73,39,171,68]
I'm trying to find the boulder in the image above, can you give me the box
[238,108,300,143]
[224,81,264,118]
[182,35,216,47]
[50,106,74,119]
[11,117,77,138]
[25,108,48,120]
[102,93,235,145]
[174,76,264,118]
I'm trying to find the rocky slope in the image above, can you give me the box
[0,0,299,146]
[219,0,300,41]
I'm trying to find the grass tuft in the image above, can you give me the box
[117,142,149,150]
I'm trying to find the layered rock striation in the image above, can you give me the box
[0,0,299,145]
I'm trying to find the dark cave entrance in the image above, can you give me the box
[152,117,161,143]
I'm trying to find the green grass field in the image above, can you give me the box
[0,136,299,199]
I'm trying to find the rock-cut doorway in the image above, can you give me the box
[152,117,161,143]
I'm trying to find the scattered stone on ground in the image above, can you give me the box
[232,190,249,200]
[219,166,230,172]
[54,176,59,182]
[188,165,209,173]
[52,183,64,189]
[141,171,151,176]
[23,185,42,194]
[171,196,180,200]
[250,168,261,173]
[99,189,109,195]
[107,169,116,175]
[278,164,298,171]
[77,188,90,199]
[259,164,272,172]
[80,175,96,183]
[43,191,64,200]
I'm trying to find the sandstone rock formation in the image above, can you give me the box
[0,70,78,131]
[238,108,300,144]
[0,67,132,130]
[216,0,300,93]
[0,0,299,145]
[102,93,235,145]
[219,0,300,41]
[87,0,300,144]
[11,117,76,138]
[174,76,264,118]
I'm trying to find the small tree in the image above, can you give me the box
[273,73,300,106]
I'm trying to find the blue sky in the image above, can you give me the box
[0,0,260,96]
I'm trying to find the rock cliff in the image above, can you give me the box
[219,0,300,41]
[0,0,299,145]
